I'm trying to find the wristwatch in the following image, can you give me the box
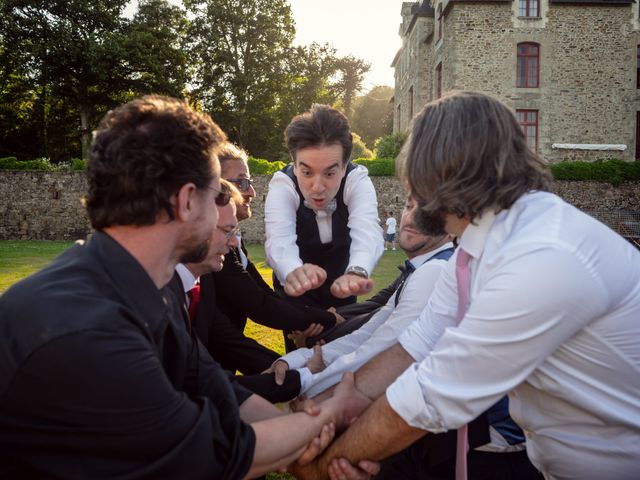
[345,265,368,279]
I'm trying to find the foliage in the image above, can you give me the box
[248,157,287,175]
[353,157,395,176]
[351,86,394,148]
[350,133,374,160]
[72,158,87,171]
[0,156,69,171]
[333,55,370,120]
[0,0,189,161]
[550,159,640,187]
[374,132,408,160]
[185,0,295,159]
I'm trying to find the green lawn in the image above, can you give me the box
[0,240,405,356]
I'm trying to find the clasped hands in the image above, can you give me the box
[286,373,380,480]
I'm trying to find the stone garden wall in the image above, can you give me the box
[1,171,639,242]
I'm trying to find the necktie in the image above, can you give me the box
[304,198,337,214]
[187,284,201,324]
[394,259,415,306]
[455,248,472,480]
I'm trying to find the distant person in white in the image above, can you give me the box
[384,211,397,250]
[293,91,640,480]
[271,195,453,398]
[264,104,383,312]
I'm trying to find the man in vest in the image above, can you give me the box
[265,104,384,350]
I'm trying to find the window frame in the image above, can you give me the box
[518,0,539,17]
[517,42,540,88]
[516,109,539,152]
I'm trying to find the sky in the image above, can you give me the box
[288,0,407,91]
[126,0,407,91]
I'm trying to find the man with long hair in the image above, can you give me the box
[294,91,640,480]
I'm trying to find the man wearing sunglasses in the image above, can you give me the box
[0,96,373,479]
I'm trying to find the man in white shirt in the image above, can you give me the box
[384,212,397,250]
[293,91,640,480]
[270,195,454,398]
[264,104,384,316]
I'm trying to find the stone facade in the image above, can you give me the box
[393,0,640,162]
[1,172,638,242]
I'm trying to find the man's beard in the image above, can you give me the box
[414,208,447,236]
[180,239,210,264]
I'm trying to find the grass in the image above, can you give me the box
[0,241,405,356]
[0,240,403,480]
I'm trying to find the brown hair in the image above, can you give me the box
[85,95,226,229]
[398,91,551,221]
[218,142,249,176]
[285,104,353,164]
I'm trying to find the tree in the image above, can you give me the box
[185,0,295,158]
[0,0,189,160]
[351,85,394,149]
[333,55,370,121]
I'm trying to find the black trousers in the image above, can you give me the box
[375,437,541,480]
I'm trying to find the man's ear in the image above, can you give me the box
[174,182,198,222]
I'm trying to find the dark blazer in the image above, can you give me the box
[213,244,337,332]
[167,272,300,402]
[192,273,280,375]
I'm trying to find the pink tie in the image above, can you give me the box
[455,248,472,480]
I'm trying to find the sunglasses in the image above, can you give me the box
[210,183,231,206]
[227,177,253,192]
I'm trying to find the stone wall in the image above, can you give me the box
[1,171,639,242]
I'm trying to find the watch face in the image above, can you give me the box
[347,266,368,278]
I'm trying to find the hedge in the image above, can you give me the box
[2,155,640,185]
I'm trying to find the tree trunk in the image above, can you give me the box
[79,107,90,160]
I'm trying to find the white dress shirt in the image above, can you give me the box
[264,164,384,284]
[386,191,640,480]
[280,243,453,397]
[175,263,197,304]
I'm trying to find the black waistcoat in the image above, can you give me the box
[274,162,356,309]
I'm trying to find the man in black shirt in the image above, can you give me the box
[0,96,371,479]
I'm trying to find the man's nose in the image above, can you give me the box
[246,184,256,198]
[227,233,239,249]
[311,177,324,192]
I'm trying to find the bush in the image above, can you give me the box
[71,158,87,171]
[248,157,287,175]
[374,132,407,160]
[550,159,640,187]
[0,157,69,171]
[353,157,395,176]
[350,133,374,160]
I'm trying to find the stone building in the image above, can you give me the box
[392,0,640,162]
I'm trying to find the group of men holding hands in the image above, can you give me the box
[1,90,639,480]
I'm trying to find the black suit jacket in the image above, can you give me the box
[167,272,300,402]
[213,245,337,332]
[192,273,280,375]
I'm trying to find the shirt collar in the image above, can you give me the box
[457,209,498,260]
[408,241,456,267]
[175,263,197,294]
[88,231,167,331]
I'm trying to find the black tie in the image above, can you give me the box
[394,260,415,306]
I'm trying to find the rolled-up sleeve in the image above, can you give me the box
[265,172,303,284]
[343,166,383,275]
[388,247,605,433]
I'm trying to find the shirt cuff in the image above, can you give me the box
[386,363,448,433]
[275,258,304,285]
[298,367,313,393]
